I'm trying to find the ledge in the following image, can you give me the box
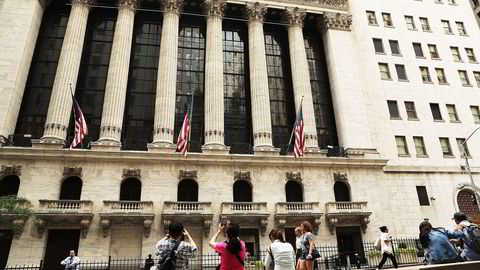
[227,0,349,13]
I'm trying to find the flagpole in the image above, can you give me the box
[287,96,304,153]
[187,91,195,153]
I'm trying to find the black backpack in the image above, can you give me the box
[464,225,480,253]
[157,240,182,270]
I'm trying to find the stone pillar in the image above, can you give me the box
[283,7,319,152]
[92,0,137,151]
[148,0,184,152]
[318,12,375,152]
[245,2,278,155]
[0,0,48,145]
[35,0,93,148]
[201,0,229,154]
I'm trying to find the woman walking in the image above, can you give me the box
[265,229,296,270]
[298,221,316,270]
[209,223,246,270]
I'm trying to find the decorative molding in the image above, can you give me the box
[35,218,46,238]
[260,217,268,236]
[161,0,184,13]
[118,0,138,11]
[100,218,110,238]
[306,0,348,8]
[72,0,95,7]
[283,7,306,27]
[253,132,271,139]
[100,125,122,134]
[80,219,91,238]
[12,219,26,239]
[63,167,82,178]
[203,0,226,17]
[333,172,348,182]
[245,2,267,22]
[326,217,337,234]
[318,12,352,32]
[234,171,251,181]
[286,171,302,182]
[123,168,141,179]
[1,165,22,176]
[205,130,224,138]
[179,170,197,180]
[203,219,212,237]
[144,219,153,238]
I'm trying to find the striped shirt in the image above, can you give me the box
[155,239,197,270]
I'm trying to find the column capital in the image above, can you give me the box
[203,0,226,17]
[72,0,95,7]
[317,12,352,32]
[282,7,306,27]
[245,2,267,22]
[118,0,138,11]
[38,0,52,9]
[161,0,184,13]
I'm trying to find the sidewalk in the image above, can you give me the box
[368,261,480,270]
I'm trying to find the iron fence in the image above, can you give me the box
[5,238,425,270]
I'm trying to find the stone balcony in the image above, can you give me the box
[99,200,154,238]
[220,202,269,235]
[34,200,94,238]
[162,202,213,236]
[275,202,323,234]
[325,202,372,234]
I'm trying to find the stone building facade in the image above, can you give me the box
[0,0,480,267]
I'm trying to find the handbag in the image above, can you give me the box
[310,246,321,259]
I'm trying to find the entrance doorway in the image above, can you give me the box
[43,230,80,270]
[0,230,13,269]
[284,228,296,250]
[239,228,259,258]
[336,226,365,266]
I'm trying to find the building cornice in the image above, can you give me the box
[229,0,348,13]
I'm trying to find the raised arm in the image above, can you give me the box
[209,224,225,249]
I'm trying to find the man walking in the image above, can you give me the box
[60,250,81,270]
[155,223,197,269]
[376,226,398,270]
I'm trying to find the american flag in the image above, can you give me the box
[70,97,88,149]
[293,105,305,158]
[176,111,189,157]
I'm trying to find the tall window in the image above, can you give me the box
[389,40,401,55]
[366,11,377,25]
[414,136,427,156]
[177,179,198,202]
[382,13,393,27]
[420,66,431,83]
[304,31,338,148]
[379,63,391,80]
[405,16,416,30]
[395,136,409,156]
[333,181,350,202]
[223,21,252,154]
[451,47,462,61]
[405,101,418,120]
[233,180,252,202]
[265,25,295,151]
[439,137,453,156]
[59,177,82,200]
[430,103,443,120]
[175,16,206,153]
[122,12,161,150]
[459,70,471,86]
[420,17,430,31]
[285,181,303,202]
[456,138,471,157]
[71,8,117,145]
[428,44,439,59]
[446,104,460,122]
[471,106,480,123]
[0,176,20,197]
[413,43,424,58]
[373,38,384,54]
[436,68,447,84]
[387,100,400,119]
[456,21,467,35]
[442,20,452,34]
[15,3,70,139]
[416,186,430,206]
[120,178,141,201]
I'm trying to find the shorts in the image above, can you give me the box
[300,251,313,260]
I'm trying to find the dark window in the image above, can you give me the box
[69,8,117,146]
[174,16,206,153]
[265,25,295,153]
[430,103,443,120]
[59,177,82,200]
[373,38,384,53]
[223,21,252,154]
[413,43,424,57]
[120,178,141,201]
[416,186,430,206]
[233,180,252,202]
[395,64,408,80]
[389,40,401,55]
[15,3,70,139]
[387,100,400,119]
[285,181,303,202]
[334,181,350,202]
[122,12,161,150]
[0,175,20,197]
[304,31,338,148]
[177,179,198,201]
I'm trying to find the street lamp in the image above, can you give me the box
[460,127,480,212]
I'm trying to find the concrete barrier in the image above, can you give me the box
[419,261,480,270]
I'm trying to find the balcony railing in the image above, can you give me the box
[163,201,212,214]
[38,200,93,213]
[221,202,268,215]
[103,201,153,213]
[325,202,369,214]
[276,202,320,214]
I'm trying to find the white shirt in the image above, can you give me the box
[60,256,81,270]
[380,233,393,254]
[295,237,302,250]
[264,240,296,270]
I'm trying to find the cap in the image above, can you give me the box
[452,212,467,221]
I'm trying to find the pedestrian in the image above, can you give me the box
[155,223,197,270]
[375,226,398,269]
[452,212,480,261]
[144,254,155,270]
[298,221,316,270]
[265,229,296,270]
[209,222,245,270]
[419,220,463,264]
[60,250,81,270]
[295,227,302,269]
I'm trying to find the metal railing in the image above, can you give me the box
[37,200,93,212]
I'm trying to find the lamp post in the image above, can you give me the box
[460,127,480,212]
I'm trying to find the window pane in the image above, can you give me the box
[373,38,384,53]
[416,186,430,206]
[389,40,400,55]
[430,103,442,120]
[413,43,424,57]
[395,64,407,80]
[388,101,400,118]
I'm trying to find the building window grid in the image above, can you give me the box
[420,17,430,31]
[379,63,391,80]
[405,16,416,30]
[428,44,439,59]
[405,101,418,120]
[456,138,471,158]
[395,136,409,156]
[414,136,427,156]
[459,70,471,86]
[440,137,453,156]
[436,68,447,84]
[420,66,432,83]
[446,104,460,122]
[382,13,393,27]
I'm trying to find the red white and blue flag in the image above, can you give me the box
[293,105,305,158]
[70,97,88,149]
[176,111,189,157]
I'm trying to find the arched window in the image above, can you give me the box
[59,177,82,200]
[285,181,303,202]
[0,175,20,197]
[233,180,252,202]
[177,179,198,202]
[120,178,141,201]
[334,181,350,202]
[457,189,480,224]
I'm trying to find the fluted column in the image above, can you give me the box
[245,2,277,154]
[92,0,137,151]
[148,0,184,152]
[283,7,319,152]
[201,0,229,154]
[37,0,92,147]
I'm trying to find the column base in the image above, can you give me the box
[31,138,65,149]
[0,135,8,146]
[147,142,177,153]
[253,146,280,156]
[201,144,230,155]
[344,148,380,158]
[305,147,325,157]
[90,140,121,151]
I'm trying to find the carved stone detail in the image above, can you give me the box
[63,167,82,177]
[260,218,268,236]
[179,170,197,180]
[100,218,111,238]
[80,219,91,238]
[333,172,348,182]
[286,172,302,182]
[72,0,95,7]
[123,168,141,179]
[1,165,22,176]
[318,12,352,32]
[161,0,184,13]
[234,171,251,181]
[203,0,226,17]
[306,0,348,8]
[118,0,138,10]
[12,219,26,239]
[203,219,212,237]
[283,7,306,27]
[35,218,46,238]
[245,2,267,22]
[144,219,153,238]
[327,217,337,234]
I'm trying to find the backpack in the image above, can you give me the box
[374,238,382,251]
[157,240,182,270]
[464,225,480,253]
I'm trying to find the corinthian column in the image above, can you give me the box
[283,7,319,152]
[245,2,278,155]
[36,0,93,148]
[92,0,137,151]
[148,0,184,152]
[201,0,229,154]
